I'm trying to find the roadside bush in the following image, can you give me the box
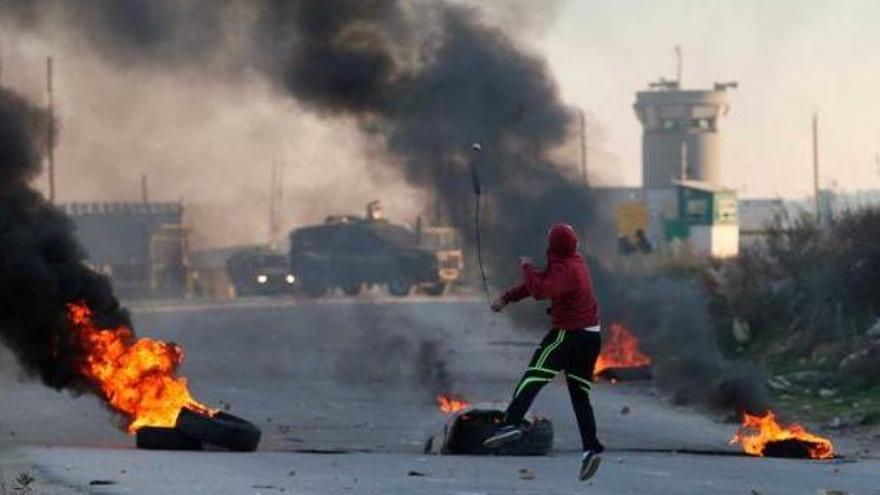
[711,207,880,362]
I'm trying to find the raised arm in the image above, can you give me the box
[491,283,529,312]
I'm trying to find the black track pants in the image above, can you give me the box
[503,328,604,452]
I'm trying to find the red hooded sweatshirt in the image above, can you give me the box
[501,223,600,330]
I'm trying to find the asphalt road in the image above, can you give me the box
[0,296,875,494]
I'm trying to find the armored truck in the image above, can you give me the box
[289,214,461,297]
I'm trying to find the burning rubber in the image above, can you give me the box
[176,408,262,452]
[593,323,653,382]
[730,411,834,460]
[135,408,262,452]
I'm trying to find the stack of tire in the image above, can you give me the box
[136,408,262,452]
[442,409,553,456]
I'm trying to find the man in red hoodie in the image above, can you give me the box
[484,223,604,481]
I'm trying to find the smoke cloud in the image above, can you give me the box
[0,1,423,249]
[0,86,129,390]
[596,271,770,415]
[2,0,604,267]
[272,0,603,288]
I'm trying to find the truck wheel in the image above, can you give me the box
[387,279,411,297]
[422,283,448,296]
[342,283,361,296]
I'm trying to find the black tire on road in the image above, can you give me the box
[442,409,553,456]
[136,426,203,451]
[176,408,262,452]
[442,409,502,455]
[387,279,411,297]
[497,418,554,456]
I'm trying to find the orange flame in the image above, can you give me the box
[730,411,834,459]
[67,302,213,433]
[594,323,652,376]
[437,395,470,414]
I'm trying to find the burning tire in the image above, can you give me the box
[136,426,203,451]
[442,409,553,456]
[176,408,262,452]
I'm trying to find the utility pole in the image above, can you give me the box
[141,174,149,203]
[268,159,285,249]
[812,112,820,222]
[680,140,689,181]
[578,109,588,187]
[675,45,682,86]
[46,56,56,203]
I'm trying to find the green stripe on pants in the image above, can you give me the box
[535,331,566,369]
[514,376,553,398]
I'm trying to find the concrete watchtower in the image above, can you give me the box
[634,80,735,189]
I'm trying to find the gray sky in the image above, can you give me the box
[5,0,878,248]
[541,0,880,198]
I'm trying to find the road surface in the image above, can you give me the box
[0,296,874,494]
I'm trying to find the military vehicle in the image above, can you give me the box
[226,247,296,296]
[288,203,462,297]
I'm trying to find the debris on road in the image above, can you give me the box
[88,480,116,486]
[518,468,535,480]
[253,484,285,492]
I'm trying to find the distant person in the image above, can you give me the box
[617,234,635,255]
[486,223,604,481]
[635,229,653,254]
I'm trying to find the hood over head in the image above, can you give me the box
[547,223,579,258]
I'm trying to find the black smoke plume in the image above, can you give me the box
[270,0,603,291]
[0,87,129,390]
